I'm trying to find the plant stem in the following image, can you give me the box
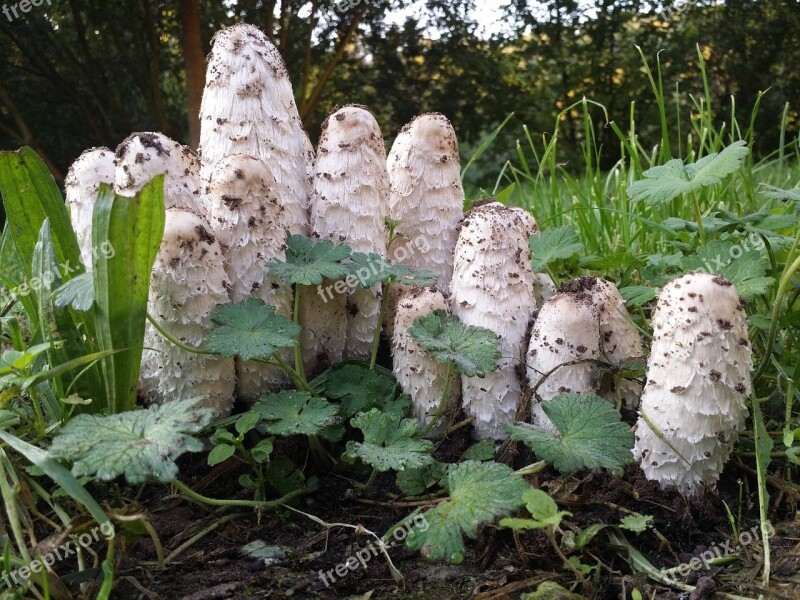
[163,513,246,565]
[750,396,772,587]
[172,479,311,508]
[369,282,392,370]
[147,313,216,354]
[419,362,455,437]
[293,285,306,381]
[690,191,706,244]
[514,461,547,477]
[262,355,316,395]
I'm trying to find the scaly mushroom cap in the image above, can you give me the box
[140,208,235,416]
[526,292,601,431]
[65,147,115,269]
[307,105,390,362]
[561,276,645,408]
[451,201,537,440]
[205,154,292,399]
[200,22,309,235]
[114,133,201,212]
[633,272,752,495]
[392,287,461,437]
[387,113,464,295]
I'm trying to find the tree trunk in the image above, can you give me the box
[143,0,171,137]
[180,0,205,149]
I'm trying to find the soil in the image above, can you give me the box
[103,433,800,600]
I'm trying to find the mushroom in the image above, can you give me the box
[199,22,309,236]
[450,201,537,440]
[387,113,464,294]
[632,273,752,495]
[205,154,293,400]
[307,105,390,362]
[392,287,461,437]
[65,147,115,270]
[561,276,645,408]
[114,132,202,212]
[139,208,236,416]
[526,291,601,432]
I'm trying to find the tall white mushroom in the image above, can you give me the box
[307,105,390,362]
[561,276,645,408]
[199,22,309,236]
[632,273,752,495]
[450,201,537,440]
[65,147,115,269]
[387,113,464,294]
[526,291,601,432]
[392,288,461,437]
[205,154,292,400]
[114,132,202,213]
[140,209,236,416]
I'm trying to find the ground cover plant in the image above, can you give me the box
[0,20,798,600]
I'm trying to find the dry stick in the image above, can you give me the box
[113,513,164,569]
[281,504,405,585]
[163,513,247,565]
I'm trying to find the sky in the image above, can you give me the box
[384,1,509,38]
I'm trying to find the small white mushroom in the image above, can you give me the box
[114,132,202,212]
[199,22,309,236]
[391,288,461,437]
[140,208,236,416]
[65,147,115,269]
[526,291,601,432]
[205,154,292,400]
[307,105,390,363]
[632,273,752,495]
[387,113,464,294]
[450,201,537,440]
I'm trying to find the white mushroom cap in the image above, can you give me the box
[450,201,537,440]
[531,273,557,307]
[300,285,346,376]
[141,208,235,416]
[387,113,464,295]
[199,22,309,236]
[526,291,601,431]
[114,133,202,212]
[633,272,752,495]
[65,147,115,269]
[307,105,390,362]
[392,287,461,438]
[204,154,293,399]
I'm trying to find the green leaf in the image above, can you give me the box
[252,391,339,437]
[462,439,496,461]
[266,234,351,285]
[207,443,235,466]
[528,225,584,272]
[680,240,773,299]
[93,179,165,413]
[619,514,653,533]
[264,453,306,496]
[500,488,571,531]
[627,141,750,204]
[396,462,447,496]
[760,184,800,205]
[345,409,434,472]
[53,272,94,311]
[205,298,300,360]
[0,430,111,529]
[48,398,213,484]
[348,253,437,288]
[520,581,583,600]
[504,394,634,473]
[251,439,274,464]
[619,286,659,307]
[318,362,402,418]
[405,461,528,563]
[235,411,260,435]
[408,310,500,377]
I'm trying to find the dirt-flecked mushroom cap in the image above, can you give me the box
[200,22,309,236]
[305,105,390,364]
[205,154,293,399]
[392,287,461,438]
[114,133,202,212]
[387,113,464,295]
[451,201,537,440]
[65,147,115,269]
[632,272,752,495]
[526,291,601,431]
[140,208,235,416]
